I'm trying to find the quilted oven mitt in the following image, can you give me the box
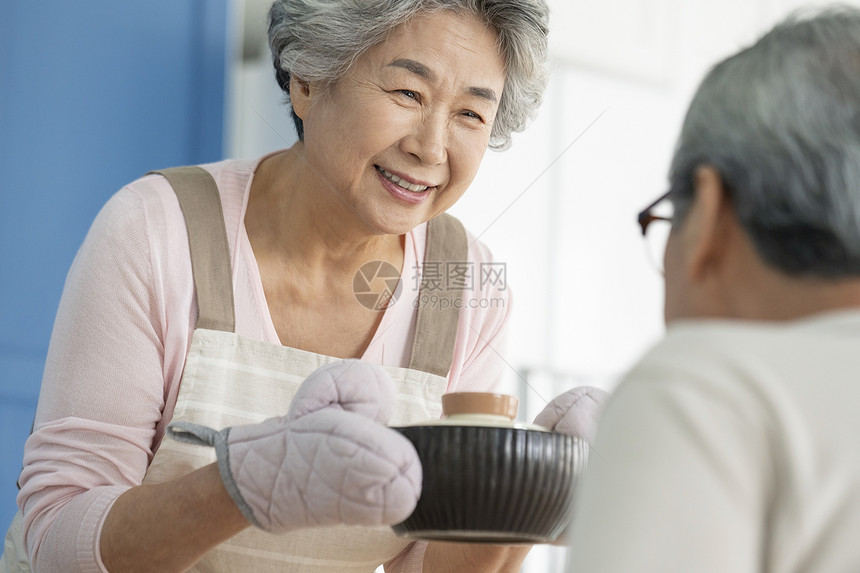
[167,360,422,533]
[534,386,609,444]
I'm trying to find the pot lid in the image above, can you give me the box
[400,392,550,431]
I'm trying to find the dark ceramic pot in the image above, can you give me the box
[391,392,584,544]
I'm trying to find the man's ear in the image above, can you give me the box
[289,75,313,121]
[684,165,732,281]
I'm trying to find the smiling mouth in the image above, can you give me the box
[376,166,430,193]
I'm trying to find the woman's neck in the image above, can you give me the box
[245,145,404,278]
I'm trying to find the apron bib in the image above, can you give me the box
[143,329,447,572]
[143,167,467,573]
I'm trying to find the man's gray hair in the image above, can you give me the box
[669,6,860,277]
[267,0,550,150]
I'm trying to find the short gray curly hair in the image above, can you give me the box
[267,0,550,150]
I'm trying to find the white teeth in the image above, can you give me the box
[378,167,429,193]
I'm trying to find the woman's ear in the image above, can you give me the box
[683,165,732,281]
[289,75,313,121]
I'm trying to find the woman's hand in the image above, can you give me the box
[169,360,422,532]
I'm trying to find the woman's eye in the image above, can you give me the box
[462,110,484,122]
[398,89,418,100]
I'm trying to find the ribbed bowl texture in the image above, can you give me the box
[391,424,583,543]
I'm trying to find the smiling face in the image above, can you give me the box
[292,10,507,235]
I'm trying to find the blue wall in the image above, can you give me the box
[0,1,230,526]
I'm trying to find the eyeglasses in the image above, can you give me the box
[637,190,673,274]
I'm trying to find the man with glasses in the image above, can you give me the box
[566,7,860,572]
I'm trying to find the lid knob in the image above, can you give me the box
[441,392,518,421]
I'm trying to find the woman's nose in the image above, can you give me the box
[400,112,447,165]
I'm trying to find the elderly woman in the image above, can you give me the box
[2,1,603,572]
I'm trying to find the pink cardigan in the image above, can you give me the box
[17,156,512,572]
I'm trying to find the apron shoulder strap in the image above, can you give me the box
[149,166,236,332]
[408,213,468,378]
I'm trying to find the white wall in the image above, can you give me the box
[226,1,860,571]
